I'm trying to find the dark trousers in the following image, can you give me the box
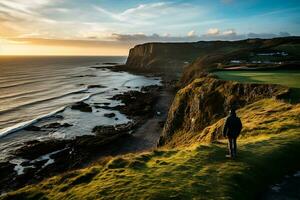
[228,137,237,158]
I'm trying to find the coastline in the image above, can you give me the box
[1,37,300,199]
[0,64,177,194]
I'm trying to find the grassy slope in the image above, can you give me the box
[2,99,300,200]
[163,98,300,147]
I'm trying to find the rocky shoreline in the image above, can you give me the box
[0,84,163,194]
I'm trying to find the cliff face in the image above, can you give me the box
[125,39,256,73]
[125,43,201,73]
[158,77,290,146]
[125,40,245,73]
[125,37,300,75]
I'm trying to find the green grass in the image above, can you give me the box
[2,99,300,200]
[3,132,300,200]
[213,70,300,102]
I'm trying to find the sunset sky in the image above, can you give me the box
[0,0,299,56]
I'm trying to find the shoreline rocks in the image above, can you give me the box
[71,102,92,112]
[92,122,137,136]
[102,62,120,65]
[42,122,73,129]
[108,85,162,118]
[104,113,116,118]
[87,85,106,89]
[0,84,163,194]
[24,125,41,131]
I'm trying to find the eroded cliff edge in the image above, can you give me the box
[125,42,201,73]
[158,77,290,147]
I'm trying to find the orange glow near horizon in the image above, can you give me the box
[0,43,129,56]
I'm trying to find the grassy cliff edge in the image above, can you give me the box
[2,78,300,199]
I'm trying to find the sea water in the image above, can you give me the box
[0,56,161,161]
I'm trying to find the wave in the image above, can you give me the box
[0,88,50,101]
[0,75,68,89]
[0,87,90,115]
[0,80,45,89]
[0,106,67,138]
[0,89,107,138]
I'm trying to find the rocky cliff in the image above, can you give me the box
[125,39,260,73]
[158,77,290,147]
[125,37,300,80]
[125,42,201,73]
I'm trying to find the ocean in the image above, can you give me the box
[0,56,160,161]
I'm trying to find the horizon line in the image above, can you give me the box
[0,55,128,57]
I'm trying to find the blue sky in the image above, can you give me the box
[48,0,300,35]
[0,0,299,55]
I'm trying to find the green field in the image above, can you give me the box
[214,70,300,102]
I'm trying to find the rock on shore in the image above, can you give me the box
[71,102,92,112]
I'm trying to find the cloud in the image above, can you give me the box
[120,2,170,20]
[110,30,292,44]
[110,33,197,43]
[247,32,290,39]
[206,28,220,35]
[93,2,172,24]
[93,6,123,21]
[202,29,292,41]
[0,1,208,40]
[279,32,291,37]
[0,0,58,20]
[222,29,236,35]
[52,8,70,13]
[93,2,205,27]
[187,30,197,37]
[205,28,237,36]
[0,0,60,37]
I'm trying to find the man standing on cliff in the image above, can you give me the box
[223,108,242,159]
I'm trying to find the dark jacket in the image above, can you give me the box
[223,113,242,138]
